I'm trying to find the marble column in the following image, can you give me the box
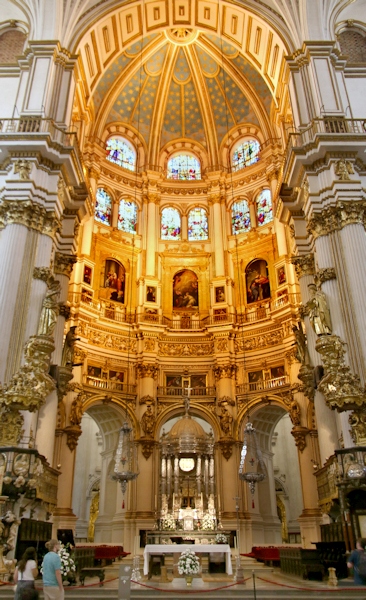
[212,195,225,277]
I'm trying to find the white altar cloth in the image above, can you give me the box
[143,543,232,575]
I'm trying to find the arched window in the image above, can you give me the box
[232,139,260,172]
[117,199,137,234]
[161,207,181,240]
[256,190,273,227]
[167,153,201,180]
[188,207,208,240]
[232,199,251,234]
[95,188,112,226]
[106,137,136,171]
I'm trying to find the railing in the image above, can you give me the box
[236,376,290,394]
[286,118,366,151]
[157,386,216,397]
[84,376,136,394]
[0,117,77,147]
[314,455,339,504]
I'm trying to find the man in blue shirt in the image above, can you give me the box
[42,540,64,600]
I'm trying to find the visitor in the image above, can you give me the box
[42,540,64,600]
[14,546,39,600]
[347,538,366,585]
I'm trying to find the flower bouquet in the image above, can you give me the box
[178,548,200,585]
[161,513,176,530]
[201,513,215,531]
[58,542,76,580]
[215,533,227,544]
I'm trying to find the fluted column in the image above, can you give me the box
[174,455,179,494]
[209,456,215,495]
[211,195,225,277]
[167,457,172,498]
[292,254,339,464]
[204,456,209,498]
[161,456,167,496]
[196,455,202,495]
[146,194,157,276]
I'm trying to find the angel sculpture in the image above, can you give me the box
[335,159,354,181]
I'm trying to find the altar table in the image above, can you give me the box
[143,543,232,575]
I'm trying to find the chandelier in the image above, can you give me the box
[112,421,139,495]
[239,422,266,507]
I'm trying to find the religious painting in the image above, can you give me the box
[109,370,124,383]
[215,286,225,303]
[245,259,270,304]
[271,366,285,379]
[87,365,102,378]
[173,270,198,309]
[146,286,156,302]
[191,374,206,389]
[248,370,263,384]
[83,265,92,285]
[277,265,286,286]
[103,259,125,303]
[166,375,182,388]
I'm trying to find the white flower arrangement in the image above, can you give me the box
[201,513,215,531]
[215,533,227,544]
[161,513,176,530]
[58,543,76,577]
[178,549,200,575]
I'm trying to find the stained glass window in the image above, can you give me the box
[95,188,112,226]
[232,199,251,234]
[167,154,201,180]
[161,207,181,240]
[106,137,136,171]
[257,189,273,226]
[188,207,208,240]
[232,140,260,172]
[117,199,137,234]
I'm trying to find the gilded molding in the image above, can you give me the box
[0,409,24,445]
[136,363,159,379]
[14,159,32,180]
[0,335,55,412]
[307,201,366,239]
[159,342,214,357]
[214,364,237,380]
[54,252,77,278]
[349,409,366,445]
[291,426,309,452]
[291,254,315,278]
[234,329,283,352]
[65,424,82,451]
[0,200,61,237]
[335,159,354,181]
[139,395,155,405]
[315,335,366,411]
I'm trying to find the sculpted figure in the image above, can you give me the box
[141,405,155,437]
[220,406,233,436]
[61,326,79,367]
[289,399,301,427]
[69,392,85,426]
[37,280,60,337]
[292,325,311,365]
[306,284,332,335]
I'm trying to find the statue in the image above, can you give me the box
[69,392,85,426]
[292,324,311,365]
[219,406,233,436]
[61,326,79,367]
[37,280,60,337]
[289,399,301,427]
[141,405,155,437]
[306,283,332,335]
[335,159,354,181]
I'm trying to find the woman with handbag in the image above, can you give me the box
[13,546,39,600]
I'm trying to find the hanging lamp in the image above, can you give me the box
[112,420,139,495]
[238,422,266,507]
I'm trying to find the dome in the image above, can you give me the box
[169,415,206,439]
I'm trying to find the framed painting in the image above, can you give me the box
[166,375,182,388]
[146,286,156,302]
[191,374,206,388]
[277,265,286,286]
[83,265,92,285]
[215,286,225,303]
[87,365,102,378]
[173,269,198,309]
[245,259,270,304]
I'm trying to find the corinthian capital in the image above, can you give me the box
[307,202,366,239]
[291,254,315,278]
[213,364,237,381]
[315,268,336,286]
[0,200,61,238]
[136,363,159,380]
[54,252,77,278]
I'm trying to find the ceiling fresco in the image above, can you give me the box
[93,31,274,155]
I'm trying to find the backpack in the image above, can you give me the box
[357,550,366,578]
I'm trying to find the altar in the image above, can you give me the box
[143,543,233,576]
